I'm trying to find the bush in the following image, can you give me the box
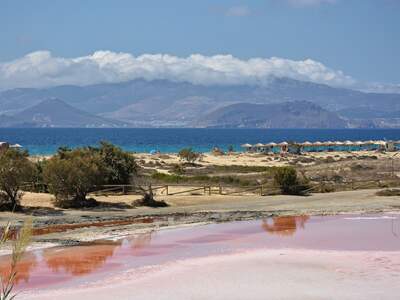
[376,189,400,197]
[0,149,35,210]
[44,142,137,208]
[178,148,200,164]
[132,193,168,208]
[273,166,309,195]
[171,164,185,175]
[95,141,137,184]
[43,148,104,207]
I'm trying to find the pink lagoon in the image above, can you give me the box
[0,213,398,299]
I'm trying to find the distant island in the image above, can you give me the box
[1,77,400,128]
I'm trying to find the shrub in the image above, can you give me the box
[178,148,200,164]
[43,148,104,207]
[376,189,400,197]
[44,143,137,208]
[0,149,35,211]
[132,193,168,208]
[95,141,137,185]
[273,166,309,195]
[171,164,185,175]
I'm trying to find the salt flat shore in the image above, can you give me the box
[0,188,399,251]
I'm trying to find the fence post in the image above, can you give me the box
[219,184,222,195]
[166,185,169,195]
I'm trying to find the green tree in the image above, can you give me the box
[274,166,308,195]
[96,141,137,184]
[43,148,104,207]
[178,148,200,164]
[0,149,35,210]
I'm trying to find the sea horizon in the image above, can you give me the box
[1,127,400,155]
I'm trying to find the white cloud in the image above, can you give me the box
[286,0,337,6]
[225,5,252,17]
[0,50,356,90]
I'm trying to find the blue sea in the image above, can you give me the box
[1,128,400,155]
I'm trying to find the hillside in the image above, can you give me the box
[195,101,348,129]
[2,98,126,128]
[1,78,400,127]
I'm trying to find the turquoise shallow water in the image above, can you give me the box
[1,128,400,155]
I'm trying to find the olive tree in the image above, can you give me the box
[274,166,309,195]
[95,141,137,184]
[43,142,138,208]
[0,149,35,210]
[43,148,104,208]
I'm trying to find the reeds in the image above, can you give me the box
[0,219,32,300]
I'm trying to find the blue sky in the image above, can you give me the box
[0,0,399,90]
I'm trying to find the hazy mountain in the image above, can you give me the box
[195,101,348,129]
[1,77,400,127]
[1,98,126,128]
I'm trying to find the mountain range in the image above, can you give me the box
[0,77,400,128]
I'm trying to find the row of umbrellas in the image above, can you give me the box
[241,140,394,148]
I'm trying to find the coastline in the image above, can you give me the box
[1,188,399,253]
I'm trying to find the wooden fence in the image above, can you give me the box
[21,178,400,197]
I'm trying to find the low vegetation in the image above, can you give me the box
[376,189,400,196]
[273,166,310,195]
[178,148,200,164]
[43,142,138,208]
[0,149,35,211]
[151,172,252,186]
[0,219,32,300]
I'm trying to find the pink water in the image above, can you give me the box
[2,214,400,299]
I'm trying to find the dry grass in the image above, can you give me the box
[0,218,32,300]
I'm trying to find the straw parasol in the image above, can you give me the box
[10,144,22,148]
[241,143,252,148]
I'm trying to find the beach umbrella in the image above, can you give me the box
[344,140,353,145]
[255,143,265,147]
[355,141,364,145]
[266,142,277,146]
[278,142,288,146]
[313,141,323,145]
[10,143,22,148]
[241,143,252,148]
[334,141,344,145]
[302,141,312,146]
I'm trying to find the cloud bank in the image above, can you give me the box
[0,50,356,91]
